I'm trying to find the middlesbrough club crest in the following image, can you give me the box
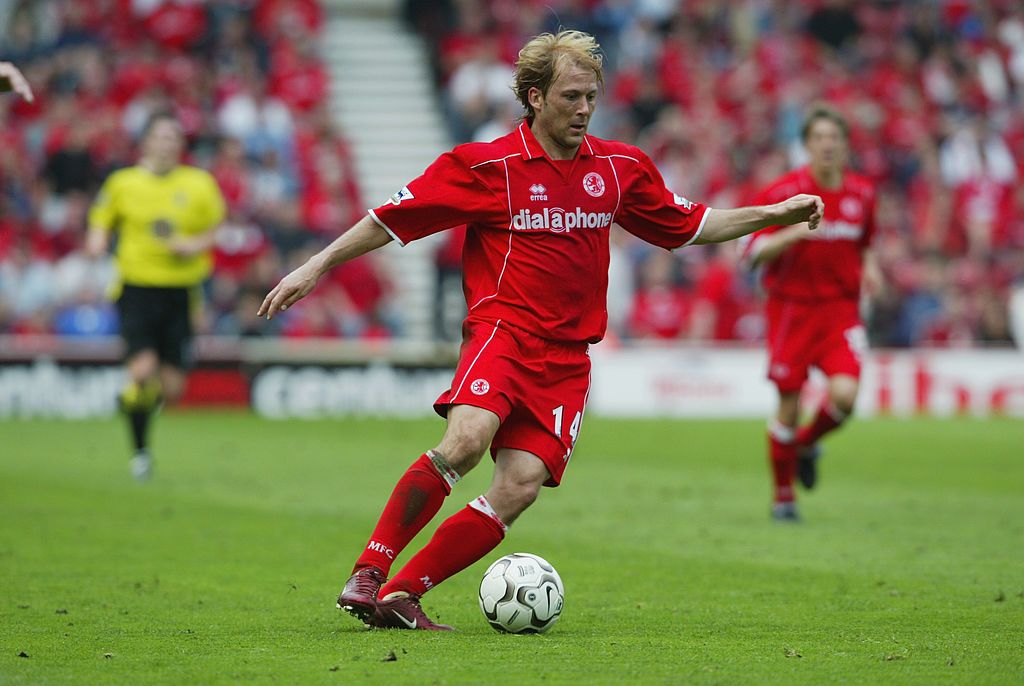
[470,379,490,395]
[582,172,605,197]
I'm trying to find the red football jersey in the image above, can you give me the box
[746,166,875,301]
[370,122,709,343]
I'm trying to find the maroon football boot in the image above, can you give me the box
[336,567,386,623]
[370,592,454,631]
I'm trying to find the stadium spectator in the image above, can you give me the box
[627,250,692,341]
[42,118,98,196]
[217,75,294,159]
[259,29,823,631]
[0,242,54,326]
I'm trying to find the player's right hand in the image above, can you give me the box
[258,261,322,320]
[774,194,824,231]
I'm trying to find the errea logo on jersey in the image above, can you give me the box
[388,186,414,205]
[512,207,614,233]
[529,183,548,201]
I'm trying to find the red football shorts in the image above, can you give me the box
[434,319,591,487]
[766,298,865,393]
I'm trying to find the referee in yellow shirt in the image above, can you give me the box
[86,111,225,480]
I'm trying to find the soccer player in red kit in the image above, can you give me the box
[745,105,881,521]
[259,31,823,629]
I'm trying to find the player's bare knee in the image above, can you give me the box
[436,431,489,474]
[776,392,801,426]
[833,392,857,416]
[128,350,158,381]
[830,380,859,415]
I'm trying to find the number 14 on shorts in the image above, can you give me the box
[552,405,582,461]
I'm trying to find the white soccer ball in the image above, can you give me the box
[478,552,564,634]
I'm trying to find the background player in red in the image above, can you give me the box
[746,105,881,522]
[259,30,823,630]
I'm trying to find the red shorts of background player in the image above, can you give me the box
[434,318,591,487]
[766,298,865,393]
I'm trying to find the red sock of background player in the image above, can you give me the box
[352,451,461,576]
[380,496,507,598]
[796,402,848,447]
[768,421,797,503]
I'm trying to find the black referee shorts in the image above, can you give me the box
[116,284,194,369]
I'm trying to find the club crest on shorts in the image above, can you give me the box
[470,379,490,395]
[582,172,605,197]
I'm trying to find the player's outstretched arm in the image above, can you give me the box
[695,194,823,245]
[0,62,34,102]
[258,215,392,320]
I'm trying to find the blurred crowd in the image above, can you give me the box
[0,0,397,340]
[2,0,1024,348]
[409,0,1024,347]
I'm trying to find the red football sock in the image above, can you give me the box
[353,452,459,575]
[380,496,507,598]
[797,402,848,447]
[768,422,797,504]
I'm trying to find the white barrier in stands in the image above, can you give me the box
[0,337,1022,418]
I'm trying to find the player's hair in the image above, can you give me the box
[801,103,849,141]
[139,110,181,141]
[513,30,604,123]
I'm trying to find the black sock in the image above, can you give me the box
[128,410,151,452]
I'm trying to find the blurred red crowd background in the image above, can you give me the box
[2,0,1023,347]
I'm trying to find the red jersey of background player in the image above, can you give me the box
[370,121,709,343]
[746,165,875,301]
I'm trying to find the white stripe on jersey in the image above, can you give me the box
[519,126,532,160]
[603,155,622,218]
[470,153,521,169]
[682,206,711,247]
[469,157,515,311]
[594,153,641,164]
[367,209,404,246]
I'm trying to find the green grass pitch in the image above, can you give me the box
[1,412,1022,685]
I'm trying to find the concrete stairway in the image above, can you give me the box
[321,4,452,341]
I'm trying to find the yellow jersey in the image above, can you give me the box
[88,165,226,288]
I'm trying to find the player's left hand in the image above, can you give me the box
[258,260,323,320]
[862,255,885,297]
[0,62,34,103]
[774,194,824,231]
